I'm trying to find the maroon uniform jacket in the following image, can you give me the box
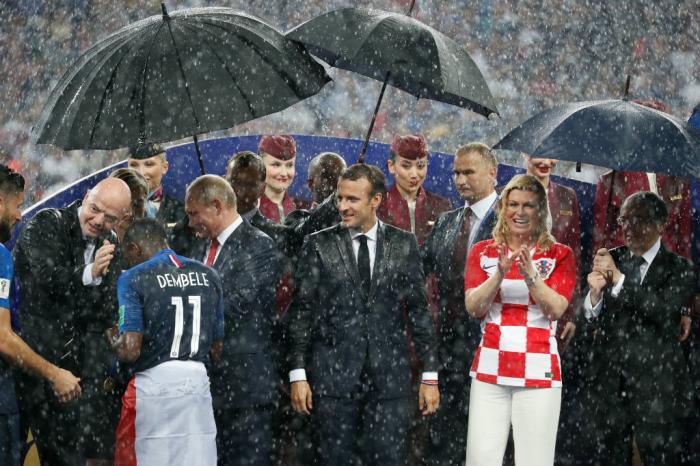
[259,192,311,225]
[548,181,582,325]
[592,171,691,259]
[377,185,452,245]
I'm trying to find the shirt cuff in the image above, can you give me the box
[289,368,307,383]
[421,372,439,382]
[610,274,625,297]
[583,291,603,319]
[82,264,103,286]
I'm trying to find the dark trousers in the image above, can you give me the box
[424,370,469,466]
[0,413,20,466]
[215,404,274,466]
[312,394,410,466]
[592,419,682,466]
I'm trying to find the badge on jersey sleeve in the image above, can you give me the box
[533,258,556,279]
[480,255,499,277]
[0,279,9,299]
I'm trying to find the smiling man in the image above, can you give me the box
[287,163,439,466]
[584,191,695,465]
[378,134,452,245]
[14,177,131,465]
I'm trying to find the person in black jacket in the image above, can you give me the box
[185,175,281,466]
[13,177,131,466]
[584,191,696,465]
[287,164,439,466]
[422,142,499,466]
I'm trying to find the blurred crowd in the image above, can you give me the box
[1,0,698,205]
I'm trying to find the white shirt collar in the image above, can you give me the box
[640,238,662,265]
[350,220,379,242]
[466,191,498,220]
[216,215,243,246]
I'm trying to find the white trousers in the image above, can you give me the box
[465,379,561,466]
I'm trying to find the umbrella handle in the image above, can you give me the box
[358,71,391,164]
[193,134,206,175]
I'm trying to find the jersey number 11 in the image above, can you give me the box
[170,296,201,358]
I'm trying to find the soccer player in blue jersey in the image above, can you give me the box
[0,164,82,463]
[107,217,224,466]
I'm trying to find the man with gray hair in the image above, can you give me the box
[185,175,280,466]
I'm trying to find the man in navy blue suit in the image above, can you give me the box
[287,164,439,466]
[185,175,281,466]
[422,142,499,466]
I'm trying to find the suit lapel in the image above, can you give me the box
[370,222,388,297]
[335,225,361,286]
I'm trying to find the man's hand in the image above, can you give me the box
[291,381,313,415]
[592,248,621,285]
[104,324,118,346]
[679,315,692,342]
[418,384,439,416]
[559,322,576,352]
[587,270,608,308]
[50,368,82,403]
[92,240,116,279]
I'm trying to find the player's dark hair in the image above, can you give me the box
[340,164,387,198]
[227,151,265,182]
[124,218,168,250]
[0,164,25,196]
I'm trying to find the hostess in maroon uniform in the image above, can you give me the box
[377,134,452,245]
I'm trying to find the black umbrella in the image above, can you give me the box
[287,4,498,162]
[33,4,330,174]
[494,98,700,178]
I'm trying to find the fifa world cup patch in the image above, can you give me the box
[118,305,125,327]
[533,258,556,279]
[0,279,9,300]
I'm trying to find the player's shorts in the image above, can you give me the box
[115,360,217,466]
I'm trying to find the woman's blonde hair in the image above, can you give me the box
[492,174,554,250]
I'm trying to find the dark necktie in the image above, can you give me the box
[627,255,646,286]
[206,238,219,267]
[357,235,371,296]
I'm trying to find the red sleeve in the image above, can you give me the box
[546,245,577,304]
[465,240,490,291]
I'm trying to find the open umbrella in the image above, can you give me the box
[287,3,498,162]
[33,4,330,174]
[494,98,700,178]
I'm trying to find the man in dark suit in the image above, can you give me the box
[13,177,131,465]
[584,191,695,465]
[185,175,280,466]
[422,142,498,466]
[287,164,439,466]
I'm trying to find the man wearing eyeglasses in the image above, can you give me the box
[583,191,696,465]
[13,177,132,466]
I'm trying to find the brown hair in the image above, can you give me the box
[492,174,554,250]
[340,164,387,198]
[455,142,497,168]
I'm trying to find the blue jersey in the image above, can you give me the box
[117,249,225,373]
[0,244,17,414]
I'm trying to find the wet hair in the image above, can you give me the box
[109,168,148,197]
[0,164,25,196]
[123,217,167,250]
[186,174,237,209]
[308,152,346,180]
[492,174,554,250]
[622,191,669,226]
[227,151,265,182]
[455,142,498,169]
[339,164,387,198]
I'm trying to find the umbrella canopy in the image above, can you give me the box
[494,99,700,178]
[287,8,498,118]
[34,6,330,153]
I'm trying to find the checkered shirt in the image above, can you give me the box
[465,240,576,388]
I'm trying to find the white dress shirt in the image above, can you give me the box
[203,215,243,265]
[584,238,661,319]
[466,191,498,250]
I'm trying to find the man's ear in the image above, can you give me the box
[212,197,224,215]
[126,242,141,259]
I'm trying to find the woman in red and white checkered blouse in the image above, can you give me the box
[464,174,576,466]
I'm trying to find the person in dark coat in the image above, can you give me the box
[378,134,452,246]
[422,142,498,466]
[287,164,439,466]
[13,177,131,465]
[584,191,695,465]
[185,175,280,466]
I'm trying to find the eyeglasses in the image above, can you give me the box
[616,215,652,227]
